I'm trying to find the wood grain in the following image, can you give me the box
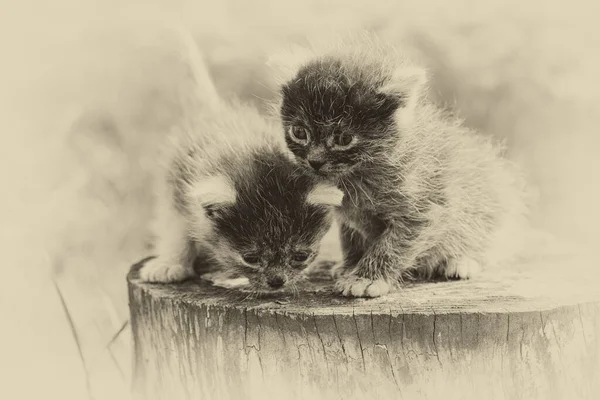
[128,255,600,400]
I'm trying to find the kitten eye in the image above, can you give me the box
[291,252,310,263]
[289,126,309,143]
[334,133,354,148]
[242,253,260,264]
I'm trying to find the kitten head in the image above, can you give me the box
[279,57,427,181]
[189,151,342,292]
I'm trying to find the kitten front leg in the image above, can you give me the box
[335,227,413,298]
[331,223,366,279]
[140,207,196,283]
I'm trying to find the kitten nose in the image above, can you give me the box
[267,276,285,289]
[308,159,326,171]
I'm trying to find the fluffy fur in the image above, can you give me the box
[139,30,343,292]
[268,33,534,298]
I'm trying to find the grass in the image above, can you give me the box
[1,1,599,400]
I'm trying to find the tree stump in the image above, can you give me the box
[128,254,600,400]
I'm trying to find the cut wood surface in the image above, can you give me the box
[128,253,600,400]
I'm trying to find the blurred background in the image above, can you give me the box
[1,1,599,399]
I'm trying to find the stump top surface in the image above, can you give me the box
[128,254,600,316]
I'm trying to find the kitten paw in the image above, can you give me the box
[335,275,391,298]
[201,272,250,289]
[445,257,482,280]
[139,258,194,283]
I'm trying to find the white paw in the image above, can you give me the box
[139,258,194,283]
[215,277,249,289]
[446,257,482,280]
[201,272,250,289]
[335,275,391,298]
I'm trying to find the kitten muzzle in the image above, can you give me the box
[266,275,286,289]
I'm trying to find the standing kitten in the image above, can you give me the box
[267,34,533,298]
[139,30,343,292]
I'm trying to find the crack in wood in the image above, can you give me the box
[274,311,287,346]
[432,309,443,367]
[373,311,401,394]
[332,312,348,363]
[352,308,366,371]
[313,313,329,365]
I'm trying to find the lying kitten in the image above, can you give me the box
[267,33,533,297]
[139,30,342,292]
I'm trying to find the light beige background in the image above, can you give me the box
[1,1,599,399]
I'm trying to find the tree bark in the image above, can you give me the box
[128,257,600,400]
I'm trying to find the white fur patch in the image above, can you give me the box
[306,183,344,207]
[201,272,249,289]
[189,175,236,207]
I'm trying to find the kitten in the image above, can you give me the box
[139,29,343,292]
[267,33,532,297]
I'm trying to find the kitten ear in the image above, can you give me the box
[188,175,236,216]
[378,66,428,126]
[266,44,315,86]
[379,66,427,100]
[306,183,344,208]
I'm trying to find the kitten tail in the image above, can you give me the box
[161,24,221,113]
